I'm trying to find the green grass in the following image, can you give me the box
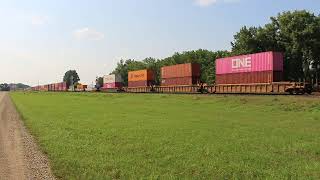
[10,92,320,179]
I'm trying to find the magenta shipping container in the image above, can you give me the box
[103,82,123,89]
[216,52,283,75]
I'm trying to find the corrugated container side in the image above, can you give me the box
[128,80,154,87]
[161,63,200,79]
[103,82,123,89]
[104,74,123,83]
[216,71,283,84]
[45,82,67,91]
[128,69,154,82]
[161,77,200,86]
[216,51,284,75]
[161,64,191,79]
[63,82,67,91]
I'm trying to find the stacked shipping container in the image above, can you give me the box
[53,82,67,91]
[128,69,155,87]
[76,84,88,91]
[161,63,201,86]
[215,52,283,84]
[32,82,67,91]
[103,74,123,89]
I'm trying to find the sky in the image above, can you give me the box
[0,0,320,86]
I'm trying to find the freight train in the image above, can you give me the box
[32,51,313,95]
[116,51,312,95]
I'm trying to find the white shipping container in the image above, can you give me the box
[86,84,96,92]
[103,74,123,83]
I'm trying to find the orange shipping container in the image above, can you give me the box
[128,69,154,82]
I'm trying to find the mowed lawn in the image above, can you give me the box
[10,92,320,179]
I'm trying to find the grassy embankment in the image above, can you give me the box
[10,92,320,179]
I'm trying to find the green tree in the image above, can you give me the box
[231,26,261,55]
[110,10,320,85]
[272,11,320,81]
[0,83,10,91]
[111,49,230,85]
[112,59,146,86]
[95,77,103,89]
[63,70,80,87]
[15,83,30,89]
[143,57,161,85]
[231,10,320,81]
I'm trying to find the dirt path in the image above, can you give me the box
[0,92,55,180]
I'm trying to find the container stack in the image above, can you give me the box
[128,69,155,87]
[54,82,67,91]
[76,84,88,91]
[161,63,201,86]
[34,82,67,92]
[103,74,123,89]
[62,82,67,91]
[215,51,283,84]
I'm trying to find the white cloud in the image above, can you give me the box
[223,0,240,3]
[195,0,217,7]
[195,0,239,7]
[31,15,48,25]
[73,28,105,41]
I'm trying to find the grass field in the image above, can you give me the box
[10,92,320,179]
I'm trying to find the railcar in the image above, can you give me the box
[122,82,312,95]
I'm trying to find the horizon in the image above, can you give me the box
[1,0,320,86]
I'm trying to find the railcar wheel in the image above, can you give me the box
[288,89,294,95]
[294,90,300,95]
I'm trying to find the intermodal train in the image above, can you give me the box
[105,51,312,95]
[32,51,313,95]
[31,82,88,92]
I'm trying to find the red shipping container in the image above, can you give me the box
[216,71,283,84]
[161,77,200,86]
[128,80,154,87]
[161,63,200,79]
[216,52,283,75]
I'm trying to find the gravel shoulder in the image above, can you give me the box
[0,92,55,180]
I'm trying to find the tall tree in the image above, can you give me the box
[231,26,261,55]
[63,70,80,87]
[273,10,320,81]
[112,59,146,86]
[110,10,320,85]
[143,57,161,85]
[231,10,320,81]
[95,77,103,89]
[111,49,230,85]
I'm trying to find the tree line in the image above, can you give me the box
[110,10,320,86]
[0,83,30,91]
[0,84,10,91]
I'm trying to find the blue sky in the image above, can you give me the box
[1,0,319,86]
